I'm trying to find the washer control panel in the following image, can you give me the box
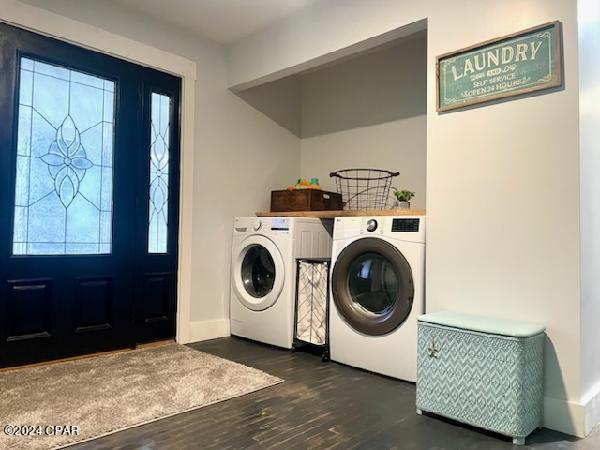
[271,218,290,231]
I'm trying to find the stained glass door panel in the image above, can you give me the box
[134,75,180,344]
[0,23,141,368]
[148,93,170,254]
[13,57,114,255]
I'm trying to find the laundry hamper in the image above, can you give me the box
[416,311,545,445]
[293,258,331,361]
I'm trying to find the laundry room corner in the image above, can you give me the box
[225,0,590,439]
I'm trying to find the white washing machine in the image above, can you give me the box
[329,215,425,381]
[230,217,333,349]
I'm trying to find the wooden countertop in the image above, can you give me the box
[256,209,426,219]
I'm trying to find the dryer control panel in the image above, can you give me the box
[333,216,425,243]
[391,218,420,233]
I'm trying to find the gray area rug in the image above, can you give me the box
[0,344,282,449]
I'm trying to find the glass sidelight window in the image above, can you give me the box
[148,92,171,254]
[12,57,114,255]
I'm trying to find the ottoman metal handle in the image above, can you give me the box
[427,340,440,358]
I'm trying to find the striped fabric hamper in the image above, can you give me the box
[416,312,545,445]
[293,258,331,360]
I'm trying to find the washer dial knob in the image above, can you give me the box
[253,219,262,231]
[366,219,378,232]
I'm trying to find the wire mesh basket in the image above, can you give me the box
[329,169,399,210]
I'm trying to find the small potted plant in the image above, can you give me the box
[392,189,415,209]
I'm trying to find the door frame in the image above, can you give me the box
[0,3,197,343]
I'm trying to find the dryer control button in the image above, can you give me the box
[366,219,378,232]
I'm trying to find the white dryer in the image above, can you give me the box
[329,216,425,381]
[230,217,333,349]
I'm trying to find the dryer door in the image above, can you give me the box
[332,237,414,336]
[232,235,285,311]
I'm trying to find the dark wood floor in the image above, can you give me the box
[73,337,594,449]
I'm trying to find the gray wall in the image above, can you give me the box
[300,33,427,208]
[236,33,428,209]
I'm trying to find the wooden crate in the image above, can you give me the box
[270,190,342,212]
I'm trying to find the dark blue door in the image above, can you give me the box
[0,23,181,366]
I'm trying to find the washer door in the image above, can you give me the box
[332,238,414,336]
[233,235,285,311]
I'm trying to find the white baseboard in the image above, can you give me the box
[583,383,600,436]
[543,396,586,438]
[188,319,231,343]
[544,385,600,438]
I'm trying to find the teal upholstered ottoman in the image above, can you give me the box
[416,312,545,445]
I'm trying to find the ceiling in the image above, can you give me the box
[111,0,319,44]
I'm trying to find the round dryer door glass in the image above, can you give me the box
[332,238,414,336]
[241,245,276,298]
[348,252,399,315]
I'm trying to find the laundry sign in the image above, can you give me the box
[436,22,562,112]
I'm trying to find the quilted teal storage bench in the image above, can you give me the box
[416,311,545,445]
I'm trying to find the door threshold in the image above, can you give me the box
[136,339,176,350]
[0,339,175,373]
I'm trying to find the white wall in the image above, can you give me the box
[427,5,580,436]
[578,0,600,436]
[300,34,426,209]
[228,0,584,437]
[15,0,301,335]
